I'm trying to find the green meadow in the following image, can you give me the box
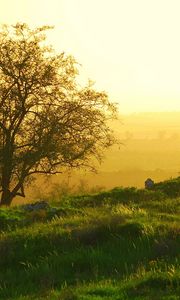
[0,178,179,300]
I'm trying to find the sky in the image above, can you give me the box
[1,0,180,113]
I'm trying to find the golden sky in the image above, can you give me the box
[1,0,180,113]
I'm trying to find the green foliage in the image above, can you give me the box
[63,186,165,209]
[0,207,24,229]
[0,23,117,206]
[153,177,180,198]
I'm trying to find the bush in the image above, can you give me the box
[72,214,126,245]
[63,186,165,209]
[116,222,145,238]
[0,208,24,230]
[153,177,180,198]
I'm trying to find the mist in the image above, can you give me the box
[13,111,180,205]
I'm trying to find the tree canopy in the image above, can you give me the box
[0,23,117,205]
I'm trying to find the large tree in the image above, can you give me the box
[0,23,117,206]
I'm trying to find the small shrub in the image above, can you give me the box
[117,222,145,238]
[0,208,23,230]
[167,225,180,240]
[26,209,47,222]
[152,238,179,258]
[153,177,180,198]
[72,214,126,246]
[139,274,178,289]
[0,238,15,266]
[90,214,126,229]
[59,288,78,300]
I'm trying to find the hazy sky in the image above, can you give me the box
[1,0,180,113]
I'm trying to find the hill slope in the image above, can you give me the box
[0,179,180,299]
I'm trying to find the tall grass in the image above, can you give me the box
[0,178,179,299]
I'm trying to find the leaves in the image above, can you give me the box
[0,23,117,205]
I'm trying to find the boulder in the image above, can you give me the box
[22,200,49,211]
[145,178,154,189]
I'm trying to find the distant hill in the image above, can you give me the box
[114,111,180,139]
[14,111,180,204]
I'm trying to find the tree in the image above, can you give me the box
[0,23,117,206]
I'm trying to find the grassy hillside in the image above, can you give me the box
[0,179,180,299]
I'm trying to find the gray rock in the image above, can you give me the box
[145,178,154,189]
[23,200,49,211]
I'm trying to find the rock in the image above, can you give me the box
[23,200,49,211]
[145,178,154,189]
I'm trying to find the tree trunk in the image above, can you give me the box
[0,132,14,206]
[0,189,13,206]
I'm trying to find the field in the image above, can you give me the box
[0,178,180,299]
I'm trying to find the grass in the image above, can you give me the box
[0,178,179,299]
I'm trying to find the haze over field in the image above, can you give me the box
[18,111,178,204]
[1,1,180,202]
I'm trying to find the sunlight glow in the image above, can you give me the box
[1,0,180,113]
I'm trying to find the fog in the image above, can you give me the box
[13,111,180,204]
